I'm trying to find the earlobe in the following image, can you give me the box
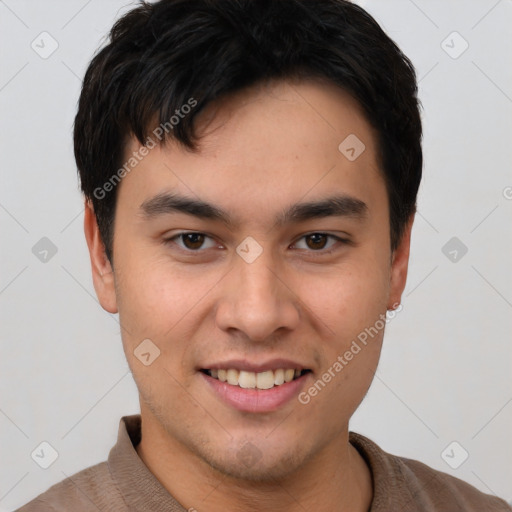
[387,215,414,310]
[83,200,118,314]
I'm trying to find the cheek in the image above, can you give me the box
[299,266,387,410]
[114,252,224,365]
[114,266,196,391]
[303,256,390,336]
[115,252,185,326]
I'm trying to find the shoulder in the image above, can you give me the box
[15,461,125,512]
[350,432,511,512]
[397,454,511,511]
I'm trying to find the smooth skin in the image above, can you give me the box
[84,78,413,512]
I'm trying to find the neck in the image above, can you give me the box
[135,406,373,512]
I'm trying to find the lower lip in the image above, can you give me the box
[200,371,311,413]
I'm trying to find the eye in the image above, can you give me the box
[164,232,218,251]
[293,233,346,253]
[164,231,348,255]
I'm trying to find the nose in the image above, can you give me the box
[215,248,300,342]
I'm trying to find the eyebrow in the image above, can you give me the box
[140,191,368,229]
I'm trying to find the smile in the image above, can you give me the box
[201,368,311,390]
[200,367,313,413]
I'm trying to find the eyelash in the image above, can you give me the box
[163,232,349,256]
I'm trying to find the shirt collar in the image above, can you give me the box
[107,414,187,512]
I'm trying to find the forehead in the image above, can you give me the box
[118,78,385,223]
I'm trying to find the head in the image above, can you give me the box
[79,0,422,482]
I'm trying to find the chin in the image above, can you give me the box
[203,447,306,482]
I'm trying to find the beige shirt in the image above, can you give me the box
[16,414,511,511]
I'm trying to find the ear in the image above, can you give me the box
[387,215,414,310]
[83,200,118,314]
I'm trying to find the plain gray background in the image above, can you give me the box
[1,0,511,509]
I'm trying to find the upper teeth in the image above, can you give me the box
[208,368,303,389]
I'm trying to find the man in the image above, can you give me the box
[17,0,511,510]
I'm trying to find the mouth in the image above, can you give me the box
[199,365,313,412]
[200,368,312,390]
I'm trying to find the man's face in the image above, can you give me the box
[90,79,410,480]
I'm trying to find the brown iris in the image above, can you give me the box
[304,233,329,250]
[181,233,206,250]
